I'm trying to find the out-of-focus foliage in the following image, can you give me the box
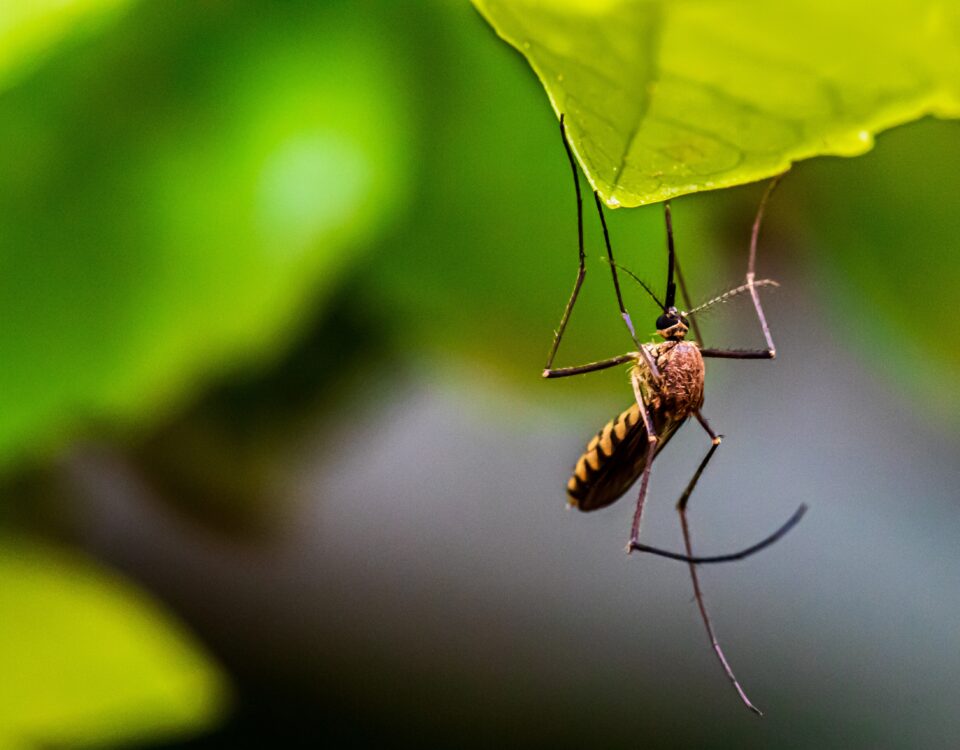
[0,538,225,749]
[0,3,410,743]
[472,0,960,207]
[0,2,410,471]
[0,0,131,94]
[791,117,960,417]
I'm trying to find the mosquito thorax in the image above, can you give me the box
[655,307,689,340]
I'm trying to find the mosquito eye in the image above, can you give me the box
[655,314,674,330]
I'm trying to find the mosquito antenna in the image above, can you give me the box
[663,202,677,310]
[685,279,780,317]
[601,257,664,309]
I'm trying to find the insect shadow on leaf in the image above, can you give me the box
[542,114,807,716]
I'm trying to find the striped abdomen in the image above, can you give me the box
[566,401,681,512]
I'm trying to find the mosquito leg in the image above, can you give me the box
[655,413,722,529]
[594,192,643,353]
[592,193,661,381]
[695,411,720,444]
[745,176,782,357]
[674,253,704,345]
[670,411,761,714]
[665,203,705,346]
[625,373,658,549]
[544,115,587,373]
[626,408,657,550]
[666,412,722,514]
[700,348,775,359]
[629,505,807,563]
[700,176,784,360]
[543,353,637,379]
[679,499,763,716]
[543,118,650,379]
[630,412,805,563]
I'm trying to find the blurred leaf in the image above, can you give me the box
[472,0,960,207]
[0,0,131,94]
[789,117,960,422]
[0,537,226,748]
[128,274,394,535]
[0,4,410,472]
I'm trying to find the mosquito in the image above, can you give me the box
[543,115,807,716]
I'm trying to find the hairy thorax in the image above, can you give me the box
[636,341,705,421]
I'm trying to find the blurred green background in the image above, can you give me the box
[1,2,959,748]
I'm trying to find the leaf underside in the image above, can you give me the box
[473,0,960,207]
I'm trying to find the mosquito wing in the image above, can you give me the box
[567,402,683,512]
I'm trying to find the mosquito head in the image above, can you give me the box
[656,306,689,340]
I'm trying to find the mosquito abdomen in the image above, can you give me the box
[567,403,640,503]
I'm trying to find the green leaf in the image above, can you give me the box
[0,537,226,748]
[472,0,960,207]
[0,4,410,472]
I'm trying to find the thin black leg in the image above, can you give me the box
[542,118,654,380]
[664,201,706,345]
[626,370,659,548]
[629,412,806,563]
[595,193,661,381]
[543,353,637,379]
[629,505,807,563]
[630,413,720,560]
[679,495,763,716]
[594,192,642,352]
[700,348,774,359]
[681,413,760,715]
[544,115,587,373]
